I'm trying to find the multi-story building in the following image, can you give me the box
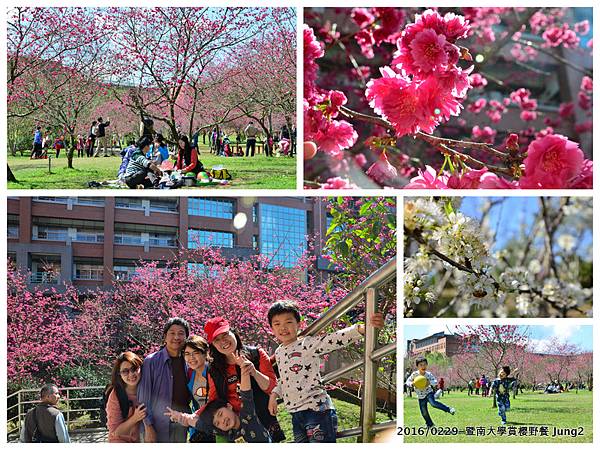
[407,332,462,357]
[7,196,335,290]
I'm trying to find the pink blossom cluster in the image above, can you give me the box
[405,133,593,189]
[543,23,580,48]
[509,88,539,122]
[351,7,405,58]
[304,25,357,158]
[471,125,496,143]
[366,9,473,137]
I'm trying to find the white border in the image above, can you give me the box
[1,1,599,449]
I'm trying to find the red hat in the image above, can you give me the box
[204,317,230,344]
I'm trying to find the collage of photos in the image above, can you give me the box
[1,3,596,449]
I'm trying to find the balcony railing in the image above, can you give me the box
[29,272,59,284]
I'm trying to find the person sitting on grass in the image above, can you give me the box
[123,136,163,189]
[165,351,271,443]
[176,134,203,175]
[117,140,137,183]
[146,134,169,165]
[490,366,519,426]
[266,300,385,443]
[405,357,455,428]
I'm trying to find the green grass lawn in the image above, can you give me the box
[276,397,395,443]
[8,143,296,189]
[403,391,592,443]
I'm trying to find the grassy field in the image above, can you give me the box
[8,144,296,189]
[403,391,592,443]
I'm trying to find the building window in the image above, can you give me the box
[149,199,178,213]
[74,264,103,280]
[149,233,177,247]
[115,198,144,210]
[74,231,104,243]
[188,198,234,219]
[114,233,143,246]
[33,197,68,204]
[30,256,61,284]
[188,229,234,248]
[35,226,68,241]
[8,225,19,239]
[74,197,105,207]
[259,204,307,268]
[113,265,137,281]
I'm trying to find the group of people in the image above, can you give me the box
[203,123,293,158]
[117,133,203,189]
[22,301,384,443]
[406,357,520,427]
[30,127,66,160]
[467,375,492,396]
[31,118,111,160]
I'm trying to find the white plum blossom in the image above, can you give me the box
[557,234,576,251]
[404,197,591,318]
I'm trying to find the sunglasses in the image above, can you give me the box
[120,366,141,377]
[183,350,206,358]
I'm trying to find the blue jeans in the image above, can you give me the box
[291,409,338,443]
[418,392,451,427]
[497,398,510,422]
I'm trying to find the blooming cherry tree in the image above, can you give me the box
[304,7,593,189]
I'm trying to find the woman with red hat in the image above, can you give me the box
[201,316,285,442]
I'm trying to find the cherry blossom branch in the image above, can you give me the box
[515,38,593,78]
[407,225,588,317]
[405,227,477,274]
[340,106,517,176]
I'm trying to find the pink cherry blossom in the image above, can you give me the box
[520,110,537,121]
[322,176,358,189]
[558,102,575,118]
[580,76,592,92]
[409,29,450,72]
[404,165,449,189]
[469,73,488,88]
[519,134,585,188]
[365,152,398,185]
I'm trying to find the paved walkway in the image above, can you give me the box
[8,428,108,443]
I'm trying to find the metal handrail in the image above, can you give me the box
[7,386,104,438]
[300,256,397,442]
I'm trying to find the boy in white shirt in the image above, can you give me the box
[267,301,384,443]
[405,357,455,428]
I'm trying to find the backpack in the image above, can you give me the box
[210,168,232,180]
[210,346,285,442]
[99,384,131,428]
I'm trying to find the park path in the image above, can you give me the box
[8,428,108,443]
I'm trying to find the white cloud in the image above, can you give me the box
[545,324,581,341]
[528,338,551,353]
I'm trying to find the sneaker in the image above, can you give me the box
[449,407,456,415]
[501,421,507,426]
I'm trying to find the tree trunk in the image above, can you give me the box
[67,133,76,169]
[8,164,17,182]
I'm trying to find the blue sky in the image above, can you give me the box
[404,325,593,353]
[459,197,592,255]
